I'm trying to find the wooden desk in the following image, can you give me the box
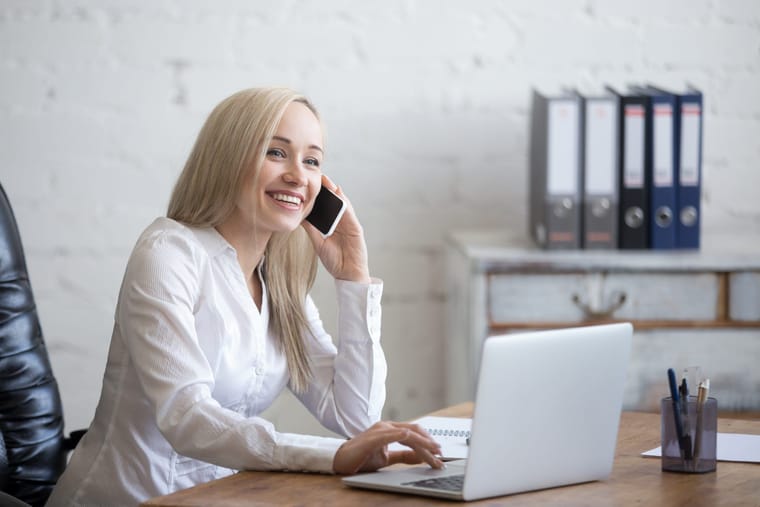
[143,404,760,506]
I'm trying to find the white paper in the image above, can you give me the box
[641,433,760,463]
[388,416,472,460]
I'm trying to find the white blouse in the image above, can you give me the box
[47,217,386,507]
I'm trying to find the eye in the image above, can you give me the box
[304,158,321,168]
[267,148,286,158]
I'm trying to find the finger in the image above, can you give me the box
[416,447,446,470]
[359,426,443,464]
[322,173,338,191]
[392,422,436,437]
[387,447,445,470]
[391,432,443,469]
[321,174,353,208]
[387,449,423,466]
[392,423,441,450]
[355,428,410,451]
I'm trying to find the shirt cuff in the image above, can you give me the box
[335,278,383,344]
[273,433,347,473]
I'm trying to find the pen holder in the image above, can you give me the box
[660,396,717,473]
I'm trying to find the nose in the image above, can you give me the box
[282,159,308,187]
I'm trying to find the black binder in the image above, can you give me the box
[606,86,650,250]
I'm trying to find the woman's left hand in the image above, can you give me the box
[303,175,371,283]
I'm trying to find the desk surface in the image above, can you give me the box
[143,404,760,506]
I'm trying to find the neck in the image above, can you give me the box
[215,217,271,279]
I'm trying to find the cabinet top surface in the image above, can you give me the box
[447,230,760,271]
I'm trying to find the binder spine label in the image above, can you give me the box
[624,105,645,188]
[680,103,702,186]
[653,104,674,187]
[547,101,580,195]
[585,101,616,194]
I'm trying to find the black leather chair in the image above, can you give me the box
[0,183,85,507]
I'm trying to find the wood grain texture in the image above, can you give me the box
[143,406,760,506]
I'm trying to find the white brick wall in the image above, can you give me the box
[1,1,759,436]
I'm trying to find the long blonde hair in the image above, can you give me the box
[167,87,319,393]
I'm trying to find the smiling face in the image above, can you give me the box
[233,101,324,239]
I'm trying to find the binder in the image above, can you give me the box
[529,89,582,249]
[632,85,678,249]
[605,86,650,249]
[675,86,703,249]
[576,88,620,249]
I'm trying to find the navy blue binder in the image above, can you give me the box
[633,85,678,249]
[675,87,703,249]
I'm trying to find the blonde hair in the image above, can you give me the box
[168,87,320,393]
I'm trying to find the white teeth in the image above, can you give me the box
[271,193,301,205]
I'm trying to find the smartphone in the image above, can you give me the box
[305,185,346,237]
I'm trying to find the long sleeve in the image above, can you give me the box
[117,226,345,474]
[294,279,387,437]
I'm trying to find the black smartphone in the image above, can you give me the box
[305,185,346,237]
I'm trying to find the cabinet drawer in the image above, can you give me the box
[488,272,720,324]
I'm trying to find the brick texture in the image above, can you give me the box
[1,0,758,435]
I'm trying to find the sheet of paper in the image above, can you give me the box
[641,432,760,463]
[388,416,472,460]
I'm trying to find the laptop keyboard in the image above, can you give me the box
[402,474,464,492]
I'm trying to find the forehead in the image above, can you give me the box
[274,102,323,145]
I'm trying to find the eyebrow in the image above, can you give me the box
[272,135,323,153]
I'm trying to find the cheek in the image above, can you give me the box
[308,177,322,203]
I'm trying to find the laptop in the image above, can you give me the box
[342,322,633,501]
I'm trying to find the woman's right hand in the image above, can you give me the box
[332,421,445,475]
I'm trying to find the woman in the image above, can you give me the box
[47,87,442,506]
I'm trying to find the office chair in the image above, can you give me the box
[0,182,85,507]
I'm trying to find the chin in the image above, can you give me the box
[277,220,305,234]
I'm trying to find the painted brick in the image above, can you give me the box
[713,73,760,116]
[0,16,110,66]
[518,19,642,69]
[642,24,759,67]
[592,0,713,20]
[1,0,759,437]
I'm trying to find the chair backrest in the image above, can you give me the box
[0,183,67,506]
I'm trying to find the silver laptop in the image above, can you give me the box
[343,323,633,501]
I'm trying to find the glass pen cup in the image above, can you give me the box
[660,396,717,473]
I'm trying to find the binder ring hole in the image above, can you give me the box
[655,207,673,227]
[681,206,698,226]
[624,207,644,228]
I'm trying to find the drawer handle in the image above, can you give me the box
[571,291,627,320]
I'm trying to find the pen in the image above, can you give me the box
[667,368,692,461]
[679,377,692,457]
[693,378,710,464]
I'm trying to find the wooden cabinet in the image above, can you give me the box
[445,231,760,412]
